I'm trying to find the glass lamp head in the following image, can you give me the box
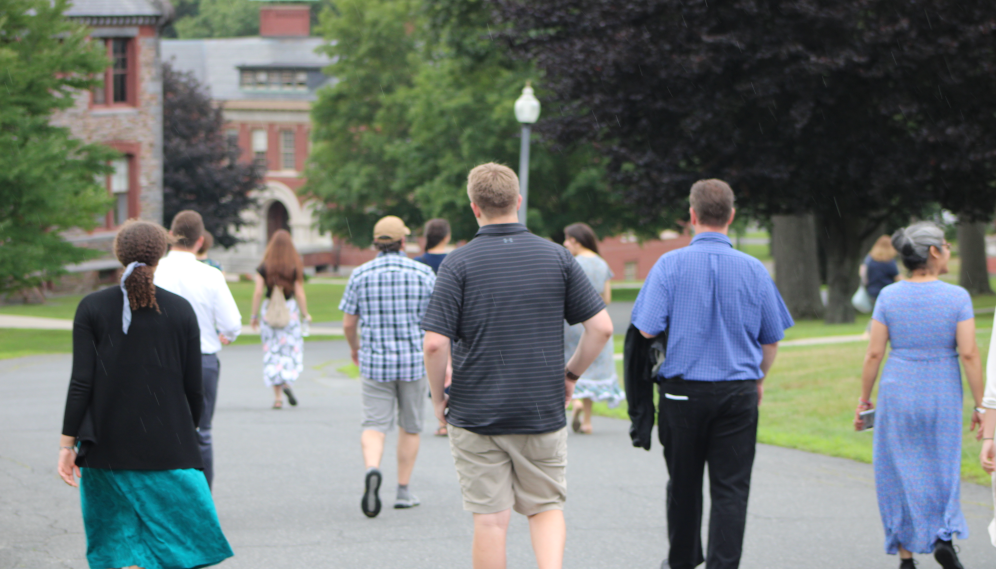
[514,82,541,124]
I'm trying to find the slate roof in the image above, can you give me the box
[64,0,165,18]
[162,37,335,102]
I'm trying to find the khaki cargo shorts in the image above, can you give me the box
[448,425,568,516]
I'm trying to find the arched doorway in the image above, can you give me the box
[266,201,290,242]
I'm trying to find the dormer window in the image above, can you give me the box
[239,68,309,91]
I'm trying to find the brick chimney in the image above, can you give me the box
[259,4,310,37]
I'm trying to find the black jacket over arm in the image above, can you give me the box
[62,286,203,470]
[624,324,657,450]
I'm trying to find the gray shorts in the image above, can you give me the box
[361,376,427,434]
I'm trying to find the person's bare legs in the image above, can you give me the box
[582,398,593,433]
[397,428,420,485]
[528,509,566,569]
[899,544,912,560]
[473,509,511,569]
[361,429,386,469]
[271,384,282,407]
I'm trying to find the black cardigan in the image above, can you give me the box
[62,286,204,471]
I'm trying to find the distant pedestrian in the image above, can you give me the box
[632,179,793,569]
[197,231,224,272]
[860,235,900,337]
[414,218,451,274]
[250,229,310,409]
[422,163,613,569]
[155,210,243,489]
[58,220,233,569]
[340,215,436,517]
[562,222,623,435]
[414,218,453,436]
[854,222,985,569]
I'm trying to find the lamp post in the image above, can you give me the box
[514,82,540,226]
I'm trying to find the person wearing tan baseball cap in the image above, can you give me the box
[340,213,436,517]
[372,215,411,244]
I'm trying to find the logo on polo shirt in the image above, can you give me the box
[503,238,514,243]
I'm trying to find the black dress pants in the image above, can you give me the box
[660,379,758,569]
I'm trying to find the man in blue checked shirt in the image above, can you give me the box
[632,179,794,569]
[340,215,436,519]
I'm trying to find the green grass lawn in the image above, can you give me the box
[0,329,74,360]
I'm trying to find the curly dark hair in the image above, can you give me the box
[114,220,170,313]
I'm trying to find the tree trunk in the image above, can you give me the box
[771,213,824,320]
[822,215,878,324]
[958,219,993,295]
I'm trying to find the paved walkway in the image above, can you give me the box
[2,341,994,568]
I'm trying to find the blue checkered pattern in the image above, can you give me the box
[339,252,436,382]
[631,232,794,381]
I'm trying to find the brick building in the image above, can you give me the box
[52,0,170,273]
[162,1,334,274]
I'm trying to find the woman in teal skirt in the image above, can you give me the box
[57,220,233,569]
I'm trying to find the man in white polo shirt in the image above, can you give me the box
[154,210,242,489]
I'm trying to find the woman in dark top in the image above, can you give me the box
[414,218,452,435]
[250,229,310,408]
[861,235,901,336]
[57,220,233,569]
[413,218,450,275]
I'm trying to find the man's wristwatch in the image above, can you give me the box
[565,368,580,381]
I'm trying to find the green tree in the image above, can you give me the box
[306,0,641,248]
[172,0,260,39]
[0,0,117,295]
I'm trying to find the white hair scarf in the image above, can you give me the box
[120,261,147,334]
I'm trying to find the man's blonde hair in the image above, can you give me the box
[467,162,520,218]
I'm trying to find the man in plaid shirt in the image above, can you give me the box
[340,215,436,518]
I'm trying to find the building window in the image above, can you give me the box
[92,39,133,106]
[280,130,295,170]
[239,68,309,91]
[109,157,131,227]
[624,261,638,282]
[251,129,268,170]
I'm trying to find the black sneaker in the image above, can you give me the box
[933,540,963,569]
[361,469,382,518]
[899,557,916,569]
[282,387,297,406]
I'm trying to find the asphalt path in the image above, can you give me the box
[2,341,994,568]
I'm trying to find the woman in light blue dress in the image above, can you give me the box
[563,223,623,434]
[854,222,985,569]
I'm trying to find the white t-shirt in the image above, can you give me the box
[154,250,242,355]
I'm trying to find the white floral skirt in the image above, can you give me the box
[260,297,304,387]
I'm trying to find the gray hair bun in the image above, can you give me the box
[891,222,944,271]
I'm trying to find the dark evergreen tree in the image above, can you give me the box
[494,0,996,322]
[163,63,262,247]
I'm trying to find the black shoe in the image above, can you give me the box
[283,387,297,406]
[899,557,916,569]
[361,469,382,518]
[933,540,963,569]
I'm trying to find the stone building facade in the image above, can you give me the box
[52,0,169,271]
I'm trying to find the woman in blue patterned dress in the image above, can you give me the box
[854,222,985,569]
[250,230,310,409]
[563,223,623,434]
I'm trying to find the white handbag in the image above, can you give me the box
[851,286,873,314]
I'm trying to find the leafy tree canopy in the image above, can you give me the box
[0,0,117,294]
[494,0,996,321]
[170,0,259,39]
[163,63,263,246]
[306,0,643,248]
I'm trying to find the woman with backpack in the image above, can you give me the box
[251,229,310,409]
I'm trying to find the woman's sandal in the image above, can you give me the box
[283,387,298,406]
[571,408,582,433]
[434,425,448,437]
[272,400,283,409]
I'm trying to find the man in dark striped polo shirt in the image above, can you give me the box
[422,162,613,569]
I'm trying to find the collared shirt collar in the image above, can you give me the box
[690,232,733,247]
[376,250,405,257]
[166,250,198,260]
[475,223,529,237]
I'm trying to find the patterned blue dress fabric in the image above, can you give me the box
[564,255,624,406]
[80,468,233,569]
[871,280,974,554]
